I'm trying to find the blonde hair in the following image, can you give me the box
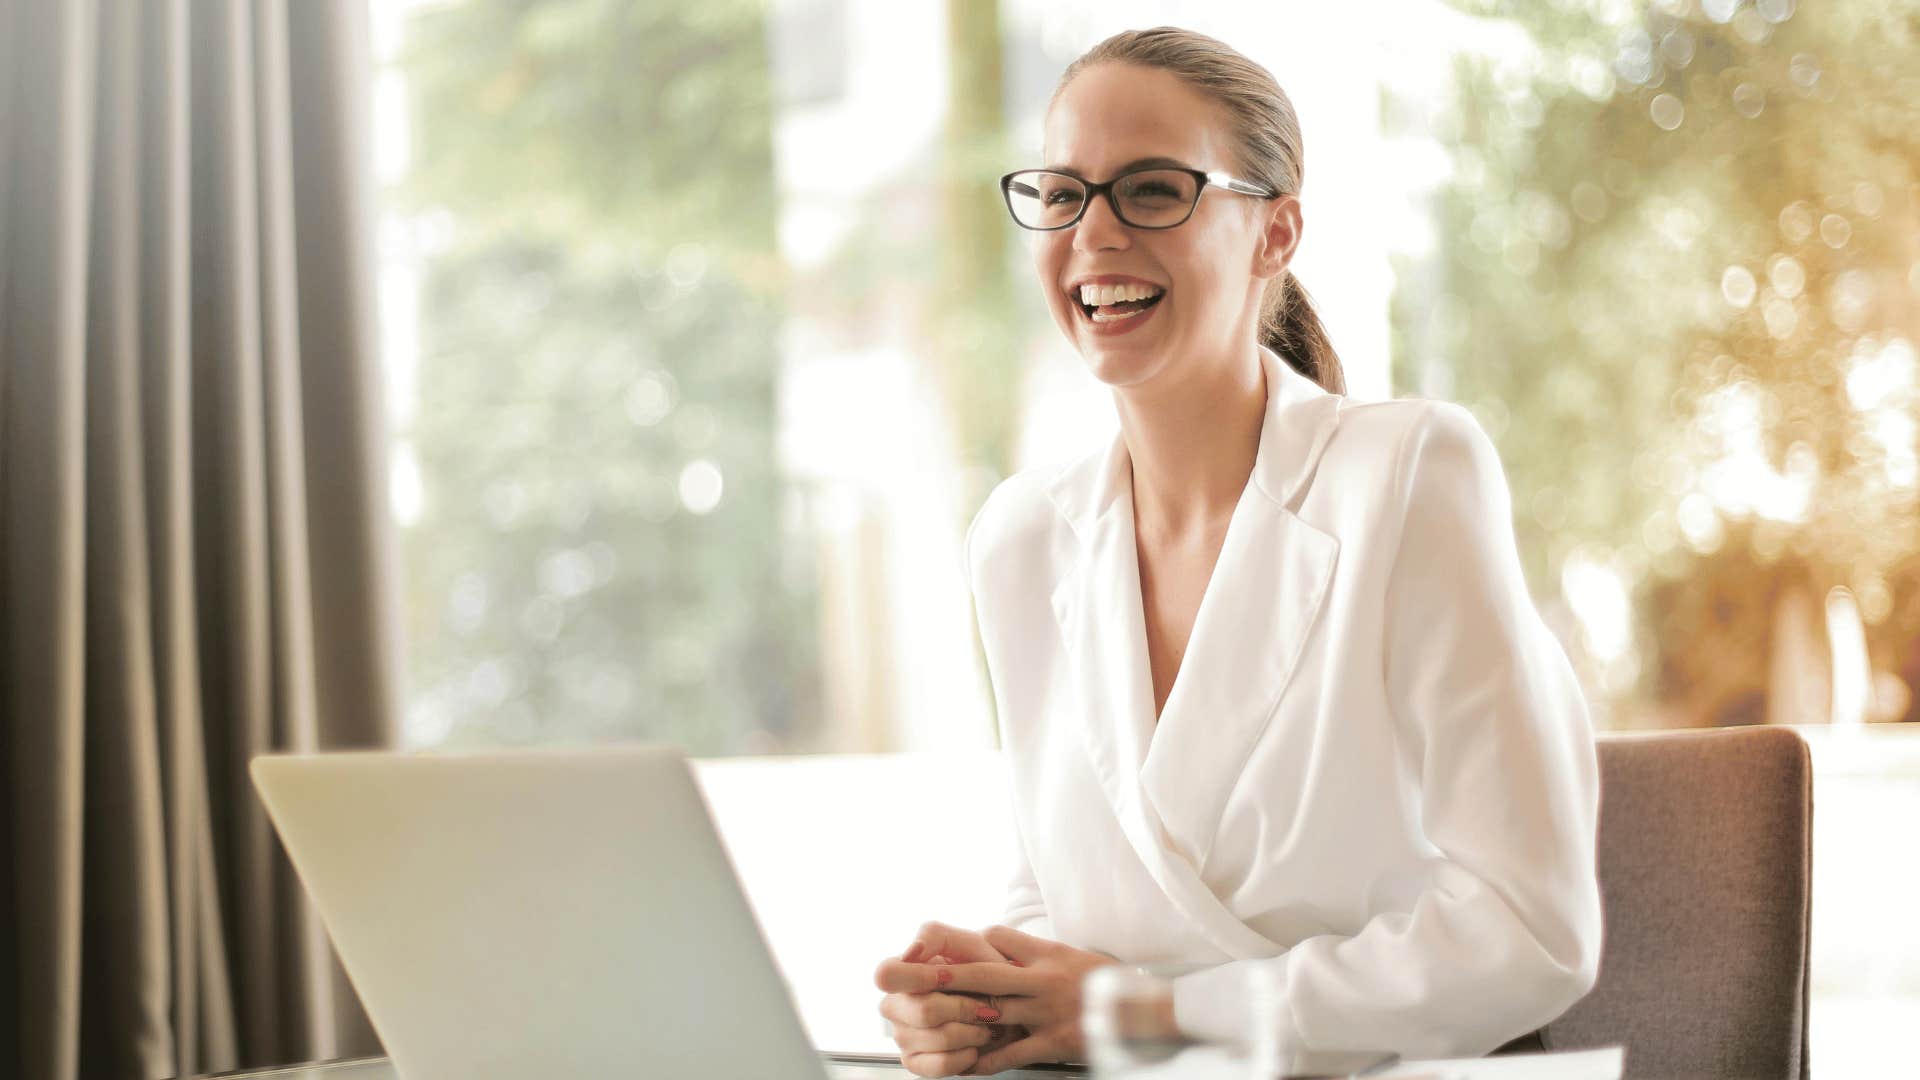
[1051,27,1345,393]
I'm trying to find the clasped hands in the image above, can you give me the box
[871,921,1122,1076]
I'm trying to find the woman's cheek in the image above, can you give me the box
[1032,249,1064,330]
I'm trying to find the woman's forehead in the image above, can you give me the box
[1042,64,1232,177]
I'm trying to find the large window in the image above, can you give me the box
[373,0,1919,1068]
[376,0,1415,757]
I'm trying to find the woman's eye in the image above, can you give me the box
[1044,190,1083,206]
[1130,183,1178,199]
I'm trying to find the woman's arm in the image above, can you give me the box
[1170,402,1603,1060]
[999,808,1054,939]
[965,490,1056,941]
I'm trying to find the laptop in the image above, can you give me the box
[251,743,843,1080]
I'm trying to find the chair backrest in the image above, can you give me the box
[1541,726,1812,1079]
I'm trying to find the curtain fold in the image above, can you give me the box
[1,1,400,1077]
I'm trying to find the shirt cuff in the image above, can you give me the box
[1171,956,1301,1050]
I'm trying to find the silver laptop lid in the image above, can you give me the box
[252,744,829,1080]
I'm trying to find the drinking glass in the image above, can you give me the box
[1081,961,1286,1079]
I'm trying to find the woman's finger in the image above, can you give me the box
[974,1022,1029,1061]
[903,1047,978,1078]
[874,954,970,993]
[901,921,1009,965]
[878,990,998,1030]
[980,924,1054,965]
[892,1020,996,1054]
[936,960,1035,997]
[972,995,1037,1028]
[966,1030,1059,1075]
[873,956,915,992]
[874,956,971,994]
[877,951,1029,996]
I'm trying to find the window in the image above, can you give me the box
[373,0,1918,1065]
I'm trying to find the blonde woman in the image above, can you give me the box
[872,27,1600,1077]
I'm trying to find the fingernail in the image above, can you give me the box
[903,943,924,963]
[975,1007,1001,1022]
[935,968,953,986]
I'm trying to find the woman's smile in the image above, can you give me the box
[1068,273,1168,336]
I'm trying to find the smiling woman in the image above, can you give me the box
[874,25,1602,1077]
[1030,30,1346,396]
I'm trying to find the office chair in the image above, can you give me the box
[1536,725,1814,1079]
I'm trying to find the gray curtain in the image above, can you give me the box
[0,1,400,1078]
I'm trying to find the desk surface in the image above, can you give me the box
[184,1054,1082,1079]
[180,1047,1625,1080]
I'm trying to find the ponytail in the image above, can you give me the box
[1259,270,1345,394]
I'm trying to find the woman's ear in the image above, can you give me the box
[1253,195,1302,281]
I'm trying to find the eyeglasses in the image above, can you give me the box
[998,166,1278,231]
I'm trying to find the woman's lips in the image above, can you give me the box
[1076,290,1164,337]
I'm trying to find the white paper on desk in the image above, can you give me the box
[1104,1045,1260,1078]
[1043,1045,1623,1080]
[1374,1046,1623,1080]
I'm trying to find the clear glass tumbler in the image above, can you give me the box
[1081,961,1286,1080]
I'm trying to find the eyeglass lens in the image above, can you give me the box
[1004,170,1200,229]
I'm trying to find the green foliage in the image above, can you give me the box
[396,0,818,753]
[399,0,778,262]
[1396,0,1920,714]
[935,0,1025,488]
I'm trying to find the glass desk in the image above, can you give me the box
[180,1053,1086,1079]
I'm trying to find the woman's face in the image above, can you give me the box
[1034,63,1293,390]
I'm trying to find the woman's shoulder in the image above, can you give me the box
[962,442,1127,608]
[964,459,1074,575]
[1319,395,1504,496]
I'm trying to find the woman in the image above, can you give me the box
[872,27,1601,1077]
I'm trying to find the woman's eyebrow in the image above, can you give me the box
[1042,156,1195,178]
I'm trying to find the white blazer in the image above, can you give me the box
[964,343,1602,1060]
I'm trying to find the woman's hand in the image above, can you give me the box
[910,925,1124,1075]
[873,922,1029,1077]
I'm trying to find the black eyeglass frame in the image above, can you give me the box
[997,166,1280,231]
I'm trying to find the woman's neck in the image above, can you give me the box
[1114,345,1267,540]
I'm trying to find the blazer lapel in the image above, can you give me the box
[1050,504,1282,957]
[1044,345,1347,958]
[1138,489,1339,873]
[1146,348,1346,872]
[1048,432,1155,809]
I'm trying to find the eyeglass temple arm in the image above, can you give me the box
[1206,171,1278,198]
[1006,179,1041,199]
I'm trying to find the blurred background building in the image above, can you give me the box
[367,0,1918,1070]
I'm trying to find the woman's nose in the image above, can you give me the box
[1073,192,1131,252]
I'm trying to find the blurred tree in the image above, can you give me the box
[938,0,1024,492]
[395,0,820,753]
[789,0,1033,504]
[1394,0,1920,724]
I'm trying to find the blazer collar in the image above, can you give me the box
[1041,343,1346,930]
[1044,343,1344,534]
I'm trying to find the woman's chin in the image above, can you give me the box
[1079,343,1164,389]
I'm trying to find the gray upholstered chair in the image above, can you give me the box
[1536,726,1814,1079]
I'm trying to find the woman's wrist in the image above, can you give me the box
[1151,991,1180,1037]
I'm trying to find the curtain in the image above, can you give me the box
[0,1,400,1077]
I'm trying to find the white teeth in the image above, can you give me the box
[1076,282,1164,306]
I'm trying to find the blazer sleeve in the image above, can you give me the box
[964,493,1055,941]
[1171,402,1602,1059]
[998,811,1054,939]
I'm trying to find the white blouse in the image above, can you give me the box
[964,343,1602,1060]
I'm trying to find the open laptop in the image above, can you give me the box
[251,743,848,1080]
[253,744,1425,1079]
